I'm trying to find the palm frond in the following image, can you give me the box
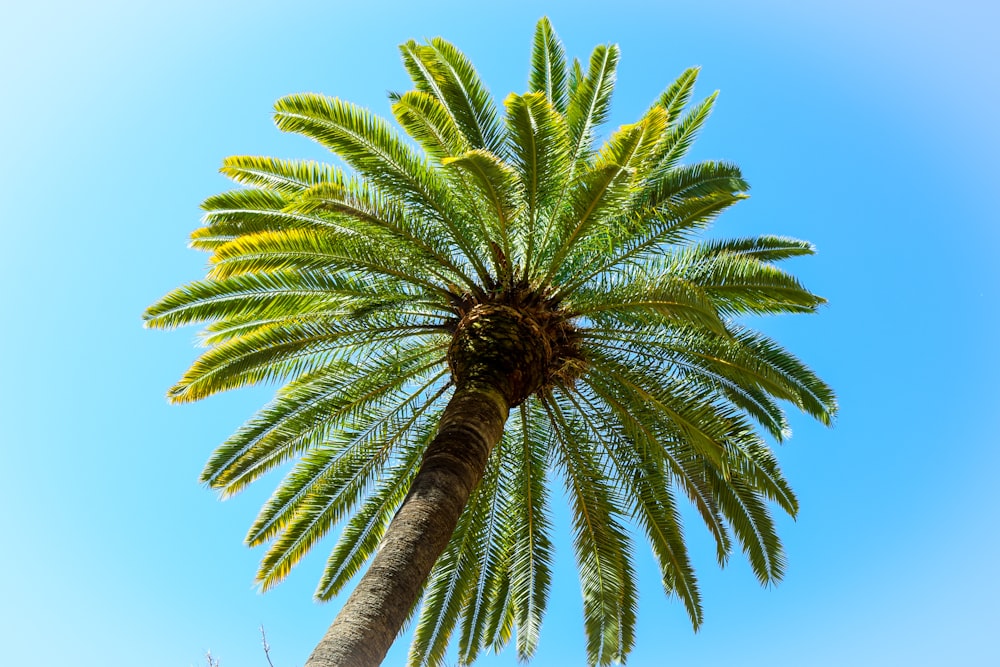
[171,317,446,403]
[456,438,516,664]
[392,90,469,161]
[528,17,569,114]
[291,180,479,291]
[219,155,341,195]
[399,39,505,155]
[199,340,446,494]
[254,376,444,590]
[503,91,570,276]
[144,270,373,330]
[656,67,700,124]
[315,417,439,600]
[566,44,619,168]
[442,149,521,278]
[651,91,718,174]
[581,370,732,566]
[555,191,746,299]
[543,389,636,666]
[273,93,493,282]
[570,271,726,335]
[706,470,786,585]
[561,385,704,629]
[540,109,666,279]
[661,246,827,315]
[507,401,554,660]
[191,188,343,251]
[580,326,789,441]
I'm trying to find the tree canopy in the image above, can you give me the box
[145,17,836,666]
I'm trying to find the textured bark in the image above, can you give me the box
[303,383,510,667]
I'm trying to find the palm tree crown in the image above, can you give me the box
[145,17,836,667]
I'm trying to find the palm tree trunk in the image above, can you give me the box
[304,382,510,667]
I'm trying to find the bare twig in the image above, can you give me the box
[260,625,275,667]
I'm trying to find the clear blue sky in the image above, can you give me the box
[2,1,998,665]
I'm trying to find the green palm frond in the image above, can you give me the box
[566,44,619,169]
[273,93,493,279]
[456,441,515,664]
[656,66,700,124]
[540,108,666,279]
[144,270,369,329]
[392,90,469,161]
[442,148,521,278]
[563,384,704,628]
[580,325,789,440]
[570,270,727,335]
[582,369,732,566]
[506,401,554,660]
[315,417,440,600]
[410,435,505,667]
[399,38,505,156]
[191,188,337,251]
[650,247,827,316]
[247,370,450,550]
[219,155,341,195]
[529,17,569,114]
[171,317,445,403]
[707,469,786,585]
[544,389,636,666]
[555,190,747,300]
[504,91,571,275]
[652,91,718,173]
[201,339,446,495]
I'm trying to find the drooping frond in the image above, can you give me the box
[706,468,786,585]
[506,401,554,660]
[543,389,636,666]
[253,370,450,589]
[410,432,513,667]
[200,339,446,495]
[561,384,704,628]
[315,417,441,600]
[456,439,516,664]
[581,368,732,566]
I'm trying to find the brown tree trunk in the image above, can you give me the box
[303,383,510,667]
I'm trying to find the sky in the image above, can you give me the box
[1,1,998,665]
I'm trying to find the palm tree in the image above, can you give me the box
[145,18,835,667]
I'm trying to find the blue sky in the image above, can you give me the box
[1,1,998,665]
